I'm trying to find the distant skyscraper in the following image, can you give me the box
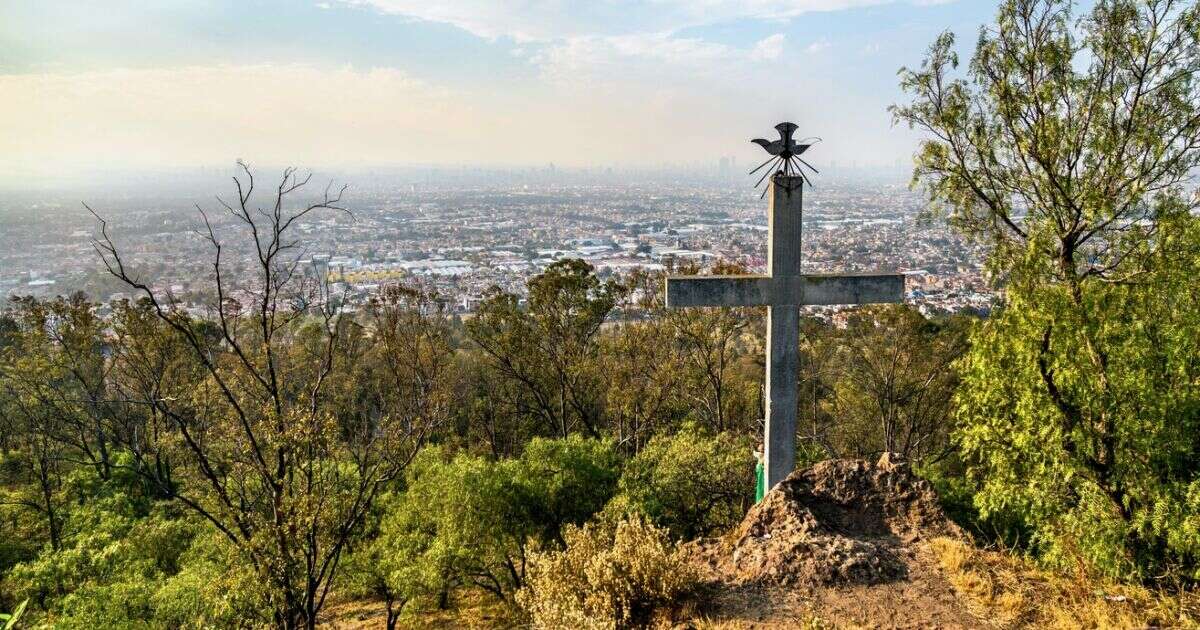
[718,156,731,179]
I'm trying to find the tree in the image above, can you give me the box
[665,262,762,435]
[467,259,623,439]
[0,296,113,551]
[893,0,1200,287]
[611,425,753,540]
[821,306,968,465]
[339,494,427,630]
[894,0,1200,577]
[376,437,621,606]
[91,163,437,628]
[601,268,688,454]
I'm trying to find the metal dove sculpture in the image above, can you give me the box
[749,122,820,195]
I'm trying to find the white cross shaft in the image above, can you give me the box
[665,174,904,492]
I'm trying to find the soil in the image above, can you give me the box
[323,454,989,629]
[683,454,985,628]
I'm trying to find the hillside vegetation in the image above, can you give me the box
[3,0,1200,627]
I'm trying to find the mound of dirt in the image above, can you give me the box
[689,453,961,588]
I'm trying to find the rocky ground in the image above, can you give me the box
[683,454,984,628]
[327,455,1187,628]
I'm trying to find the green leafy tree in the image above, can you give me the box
[338,493,435,630]
[612,425,753,540]
[894,0,1200,577]
[377,437,621,605]
[512,436,622,545]
[666,262,762,435]
[820,306,968,465]
[601,270,688,453]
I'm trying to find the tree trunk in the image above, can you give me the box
[384,594,401,630]
[37,453,61,551]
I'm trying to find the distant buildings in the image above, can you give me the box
[1,176,993,316]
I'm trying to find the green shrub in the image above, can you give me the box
[517,515,698,629]
[513,435,623,543]
[0,466,260,628]
[372,437,622,605]
[956,271,1200,579]
[612,426,752,540]
[149,531,271,629]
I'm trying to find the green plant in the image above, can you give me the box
[612,425,752,540]
[517,516,698,629]
[894,0,1200,579]
[374,437,622,605]
[0,599,28,630]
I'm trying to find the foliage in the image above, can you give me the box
[955,241,1200,578]
[468,259,625,440]
[816,305,969,465]
[517,515,698,630]
[85,165,445,629]
[0,463,255,629]
[664,261,763,436]
[513,436,623,544]
[611,425,753,540]
[893,0,1200,286]
[896,0,1200,580]
[372,436,622,606]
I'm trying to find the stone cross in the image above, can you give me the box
[665,174,904,491]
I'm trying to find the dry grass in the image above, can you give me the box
[688,615,833,629]
[929,537,1200,629]
[321,589,519,629]
[326,538,1200,629]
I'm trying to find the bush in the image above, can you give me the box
[372,436,623,605]
[514,435,623,544]
[0,463,264,629]
[956,270,1200,580]
[517,516,698,629]
[612,426,752,540]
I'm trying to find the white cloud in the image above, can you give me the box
[535,32,736,76]
[0,64,482,171]
[750,33,786,61]
[341,0,899,42]
[0,62,789,172]
[0,0,950,177]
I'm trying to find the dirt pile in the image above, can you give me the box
[690,453,961,588]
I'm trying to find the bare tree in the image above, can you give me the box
[91,163,434,629]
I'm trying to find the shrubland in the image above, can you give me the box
[2,1,1199,627]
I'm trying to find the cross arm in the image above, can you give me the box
[665,275,771,308]
[666,273,905,308]
[794,273,905,306]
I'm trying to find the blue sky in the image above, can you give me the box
[0,1,1001,178]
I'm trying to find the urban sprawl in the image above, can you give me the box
[0,169,995,319]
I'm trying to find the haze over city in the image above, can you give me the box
[0,0,1007,317]
[3,0,997,184]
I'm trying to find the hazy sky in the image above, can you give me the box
[0,1,999,181]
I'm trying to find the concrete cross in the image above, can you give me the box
[665,174,904,492]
